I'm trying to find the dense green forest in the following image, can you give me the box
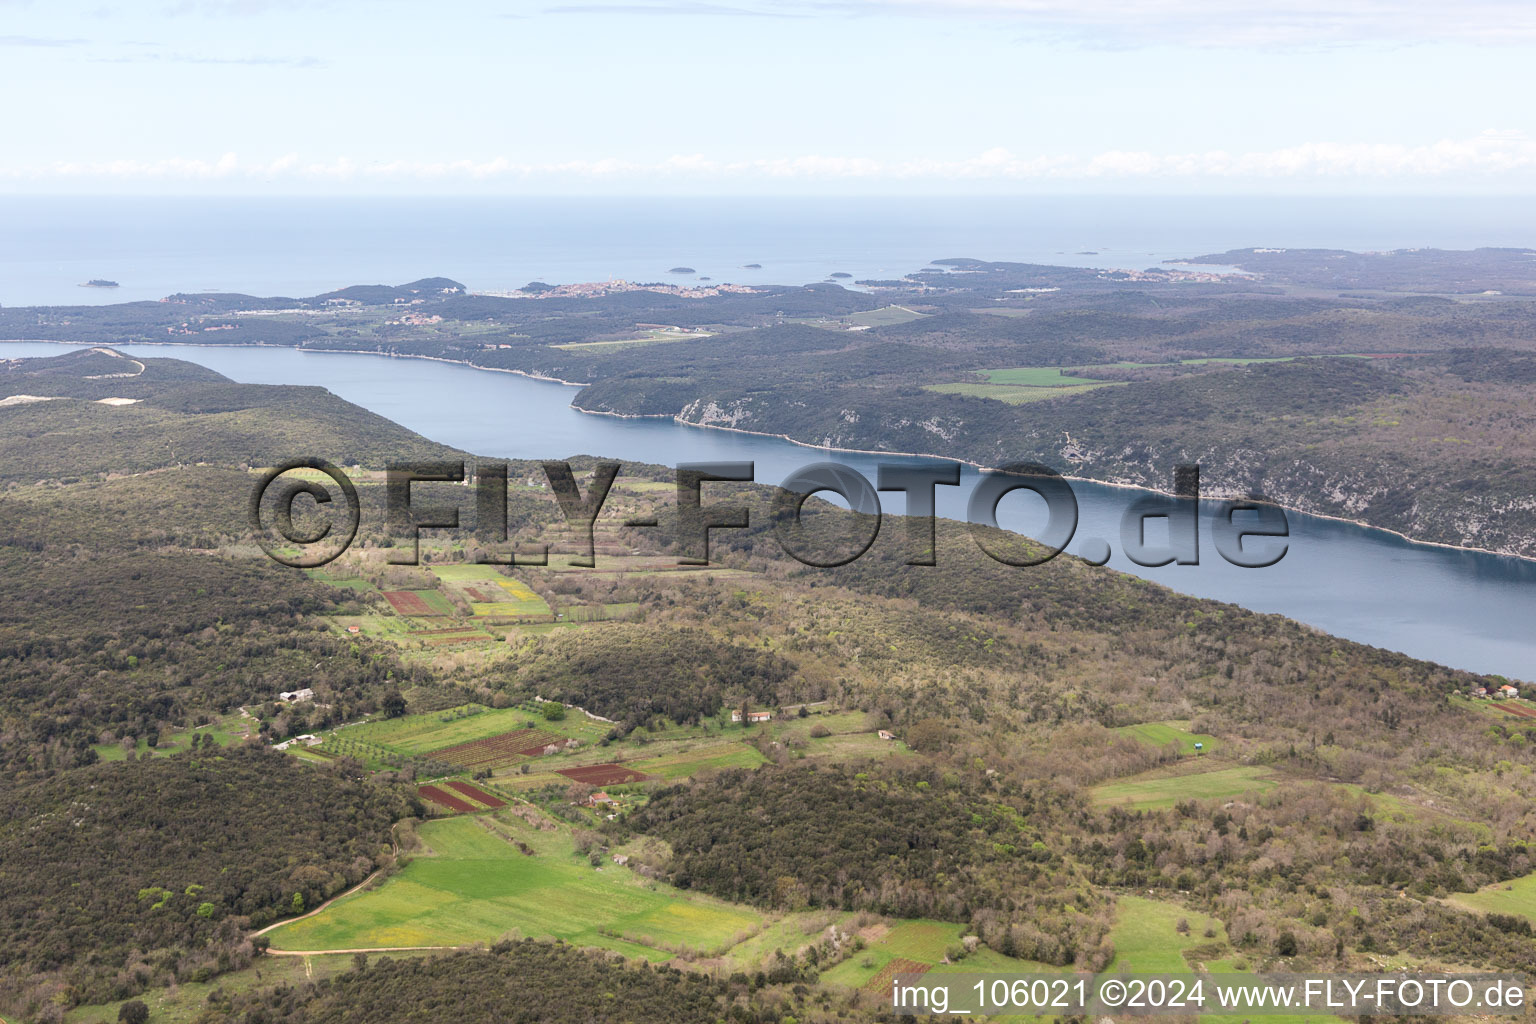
[191,942,795,1024]
[0,748,409,1016]
[506,622,802,727]
[627,762,1111,966]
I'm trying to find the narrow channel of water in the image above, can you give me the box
[9,340,1533,680]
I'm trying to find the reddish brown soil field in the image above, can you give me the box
[555,762,651,786]
[1494,702,1536,717]
[428,728,565,770]
[445,780,507,808]
[383,590,432,616]
[418,784,477,813]
[864,958,929,992]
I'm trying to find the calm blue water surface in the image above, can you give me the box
[7,195,1536,306]
[3,339,1534,680]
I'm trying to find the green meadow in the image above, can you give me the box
[979,367,1108,387]
[845,305,928,328]
[1090,764,1276,810]
[820,918,1052,990]
[1113,720,1218,756]
[1108,895,1226,973]
[630,742,767,780]
[924,381,1117,404]
[329,704,603,757]
[1446,869,1536,921]
[266,816,762,959]
[428,564,511,582]
[91,712,251,763]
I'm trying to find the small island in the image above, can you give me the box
[741,263,762,269]
[80,279,120,288]
[830,271,852,279]
[668,266,696,274]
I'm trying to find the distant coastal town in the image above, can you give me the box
[480,279,764,300]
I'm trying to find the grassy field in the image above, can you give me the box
[266,816,762,959]
[400,589,455,615]
[767,709,871,741]
[979,367,1108,387]
[429,564,512,582]
[1103,897,1339,1024]
[329,704,605,758]
[1113,720,1218,756]
[65,952,374,1024]
[92,712,251,762]
[1446,869,1536,920]
[1090,764,1276,810]
[630,742,767,780]
[923,381,1118,404]
[471,578,551,617]
[560,601,641,622]
[845,305,927,328]
[552,329,713,352]
[821,918,1053,991]
[1108,895,1227,973]
[926,357,1367,409]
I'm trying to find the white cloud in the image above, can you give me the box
[789,0,1536,47]
[6,133,1536,185]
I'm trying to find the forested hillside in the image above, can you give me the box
[192,942,795,1024]
[0,748,409,1015]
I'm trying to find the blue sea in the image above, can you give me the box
[5,194,1536,306]
[7,194,1536,675]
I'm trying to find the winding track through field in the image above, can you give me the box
[249,823,486,958]
[251,822,404,941]
[263,944,468,956]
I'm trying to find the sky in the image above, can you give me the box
[2,0,1535,194]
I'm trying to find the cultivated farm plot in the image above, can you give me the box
[331,705,603,758]
[630,742,766,780]
[1493,701,1536,718]
[418,784,480,814]
[555,762,651,786]
[1089,764,1276,811]
[265,816,762,959]
[382,589,453,616]
[429,728,567,770]
[445,779,506,808]
[470,578,552,618]
[863,957,930,993]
